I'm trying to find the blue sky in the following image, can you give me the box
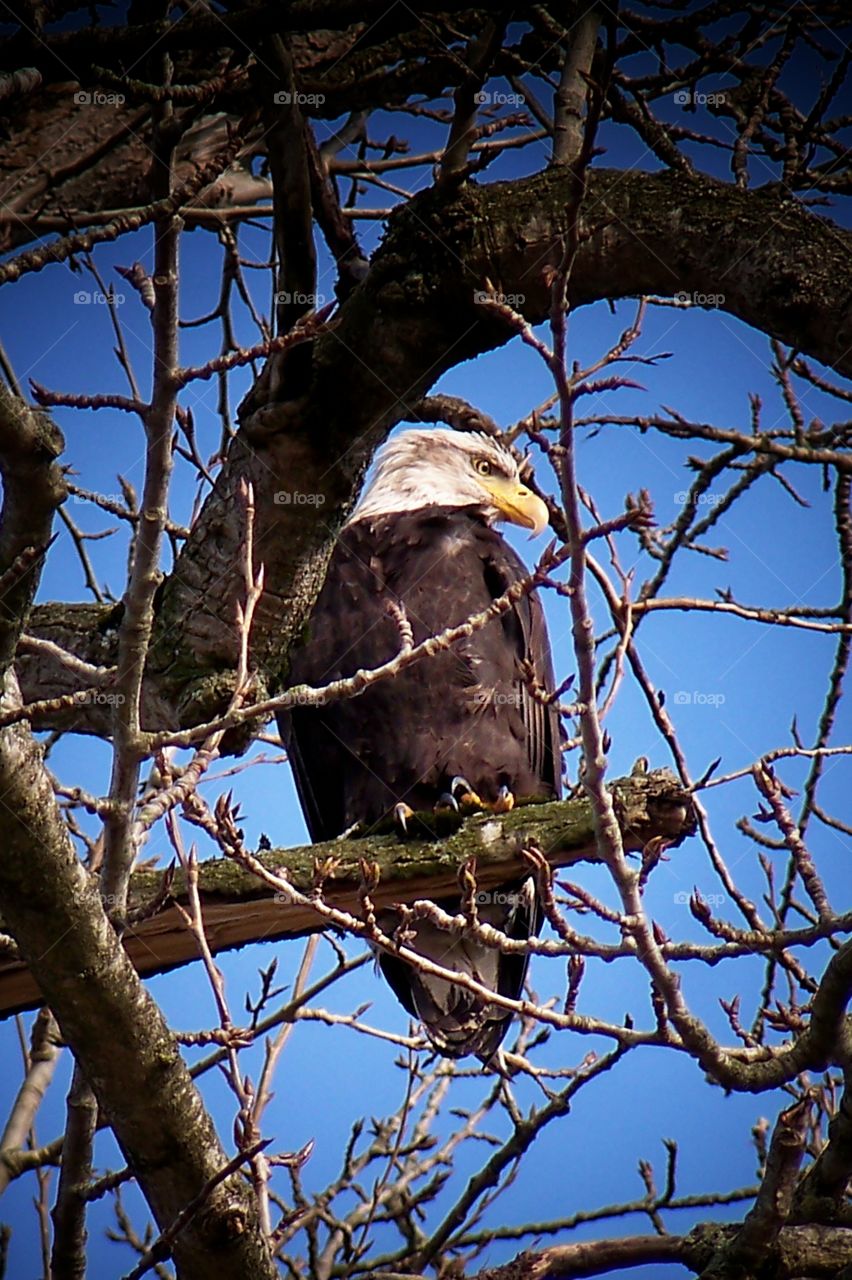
[1,25,851,1279]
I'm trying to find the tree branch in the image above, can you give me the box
[0,383,66,671]
[16,166,852,738]
[0,672,275,1278]
[0,769,695,1017]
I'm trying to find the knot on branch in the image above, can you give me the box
[612,768,697,851]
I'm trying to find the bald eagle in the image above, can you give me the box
[279,429,562,1060]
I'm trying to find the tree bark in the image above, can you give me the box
[0,768,694,1016]
[0,384,66,672]
[16,167,852,739]
[475,1223,852,1278]
[0,674,275,1279]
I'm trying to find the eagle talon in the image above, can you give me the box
[435,793,460,814]
[494,785,515,814]
[393,803,415,836]
[450,775,484,811]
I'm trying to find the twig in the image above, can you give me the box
[0,1010,63,1195]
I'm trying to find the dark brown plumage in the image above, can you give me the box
[278,430,561,1060]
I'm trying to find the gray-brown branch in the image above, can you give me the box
[0,769,694,1017]
[0,673,275,1279]
[0,383,66,672]
[16,167,852,739]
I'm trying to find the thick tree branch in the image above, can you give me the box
[472,1223,852,1278]
[255,35,318,349]
[0,384,66,671]
[698,1098,811,1279]
[0,672,275,1279]
[50,1067,97,1280]
[16,166,852,737]
[551,7,601,166]
[0,3,488,80]
[791,1026,852,1224]
[0,769,694,1017]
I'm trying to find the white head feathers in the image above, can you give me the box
[348,428,523,526]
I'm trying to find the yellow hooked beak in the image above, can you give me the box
[477,475,549,536]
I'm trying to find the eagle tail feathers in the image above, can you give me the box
[378,876,540,1063]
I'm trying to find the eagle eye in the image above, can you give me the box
[474,457,492,476]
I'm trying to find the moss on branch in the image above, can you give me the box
[0,769,694,1016]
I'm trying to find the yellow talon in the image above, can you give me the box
[493,786,515,813]
[450,776,484,811]
[393,802,415,835]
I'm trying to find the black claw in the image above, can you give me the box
[435,792,460,814]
